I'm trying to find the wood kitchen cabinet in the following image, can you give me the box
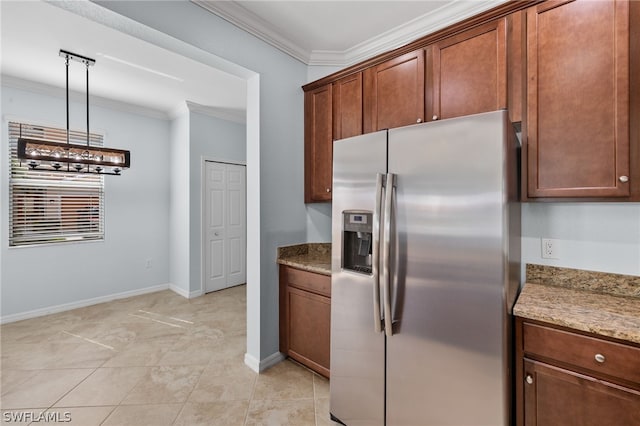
[333,72,363,140]
[279,265,331,377]
[363,49,425,133]
[524,0,631,198]
[428,19,507,122]
[515,318,640,426]
[304,83,333,202]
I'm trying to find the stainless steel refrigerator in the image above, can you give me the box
[330,110,521,426]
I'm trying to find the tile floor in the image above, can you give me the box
[1,285,338,425]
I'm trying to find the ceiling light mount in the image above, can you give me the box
[18,49,130,175]
[59,49,95,67]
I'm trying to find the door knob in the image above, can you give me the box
[619,176,629,183]
[326,188,331,193]
[525,374,533,385]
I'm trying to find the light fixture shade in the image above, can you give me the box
[18,137,130,175]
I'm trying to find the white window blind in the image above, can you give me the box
[8,122,105,247]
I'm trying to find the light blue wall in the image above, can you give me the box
[169,110,190,295]
[1,85,171,318]
[522,203,640,277]
[189,110,246,294]
[95,1,308,360]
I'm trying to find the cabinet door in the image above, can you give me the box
[304,84,333,202]
[523,359,640,426]
[286,286,331,377]
[364,49,425,132]
[526,0,630,198]
[429,19,506,121]
[333,72,363,140]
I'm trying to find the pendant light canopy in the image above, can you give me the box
[17,50,130,175]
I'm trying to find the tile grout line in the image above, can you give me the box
[243,367,260,426]
[170,362,208,425]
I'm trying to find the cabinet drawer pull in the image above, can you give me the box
[326,188,331,193]
[619,176,629,183]
[525,374,534,385]
[595,353,606,363]
[432,115,439,121]
[416,118,422,123]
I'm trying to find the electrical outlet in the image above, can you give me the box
[145,258,152,269]
[541,238,559,259]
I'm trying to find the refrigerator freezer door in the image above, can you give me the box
[386,111,515,425]
[331,130,387,426]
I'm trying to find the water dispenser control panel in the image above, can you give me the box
[342,210,373,274]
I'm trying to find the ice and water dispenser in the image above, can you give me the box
[342,211,373,274]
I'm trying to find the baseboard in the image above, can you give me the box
[0,283,170,324]
[168,284,203,299]
[244,351,286,373]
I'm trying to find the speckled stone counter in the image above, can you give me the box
[277,243,331,276]
[514,265,640,345]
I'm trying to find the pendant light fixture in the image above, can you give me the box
[17,50,130,175]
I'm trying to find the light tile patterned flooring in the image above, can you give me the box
[0,285,337,425]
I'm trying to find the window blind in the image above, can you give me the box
[8,122,105,247]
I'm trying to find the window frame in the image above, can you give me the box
[7,120,106,248]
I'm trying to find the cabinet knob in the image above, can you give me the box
[416,118,422,123]
[326,188,331,193]
[595,353,606,363]
[525,374,534,385]
[619,175,629,183]
[432,115,439,121]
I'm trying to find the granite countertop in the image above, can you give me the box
[276,243,331,276]
[514,265,640,345]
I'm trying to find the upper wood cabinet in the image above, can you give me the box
[363,49,425,133]
[304,83,333,203]
[525,0,631,198]
[333,72,363,140]
[428,19,507,121]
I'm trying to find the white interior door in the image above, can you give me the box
[204,161,246,293]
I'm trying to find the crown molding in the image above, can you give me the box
[192,0,508,67]
[309,0,508,66]
[1,74,170,121]
[192,0,311,64]
[185,101,246,124]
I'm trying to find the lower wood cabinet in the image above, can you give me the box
[516,318,640,426]
[279,265,331,377]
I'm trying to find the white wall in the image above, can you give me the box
[522,203,640,277]
[189,110,246,294]
[169,108,190,296]
[1,85,171,319]
[94,1,309,364]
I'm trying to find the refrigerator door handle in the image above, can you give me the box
[372,173,384,333]
[382,172,395,337]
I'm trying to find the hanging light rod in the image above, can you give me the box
[18,49,130,176]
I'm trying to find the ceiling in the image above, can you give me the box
[0,1,247,120]
[1,0,507,118]
[193,0,508,66]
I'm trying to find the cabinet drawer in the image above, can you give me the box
[286,267,331,297]
[523,322,640,384]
